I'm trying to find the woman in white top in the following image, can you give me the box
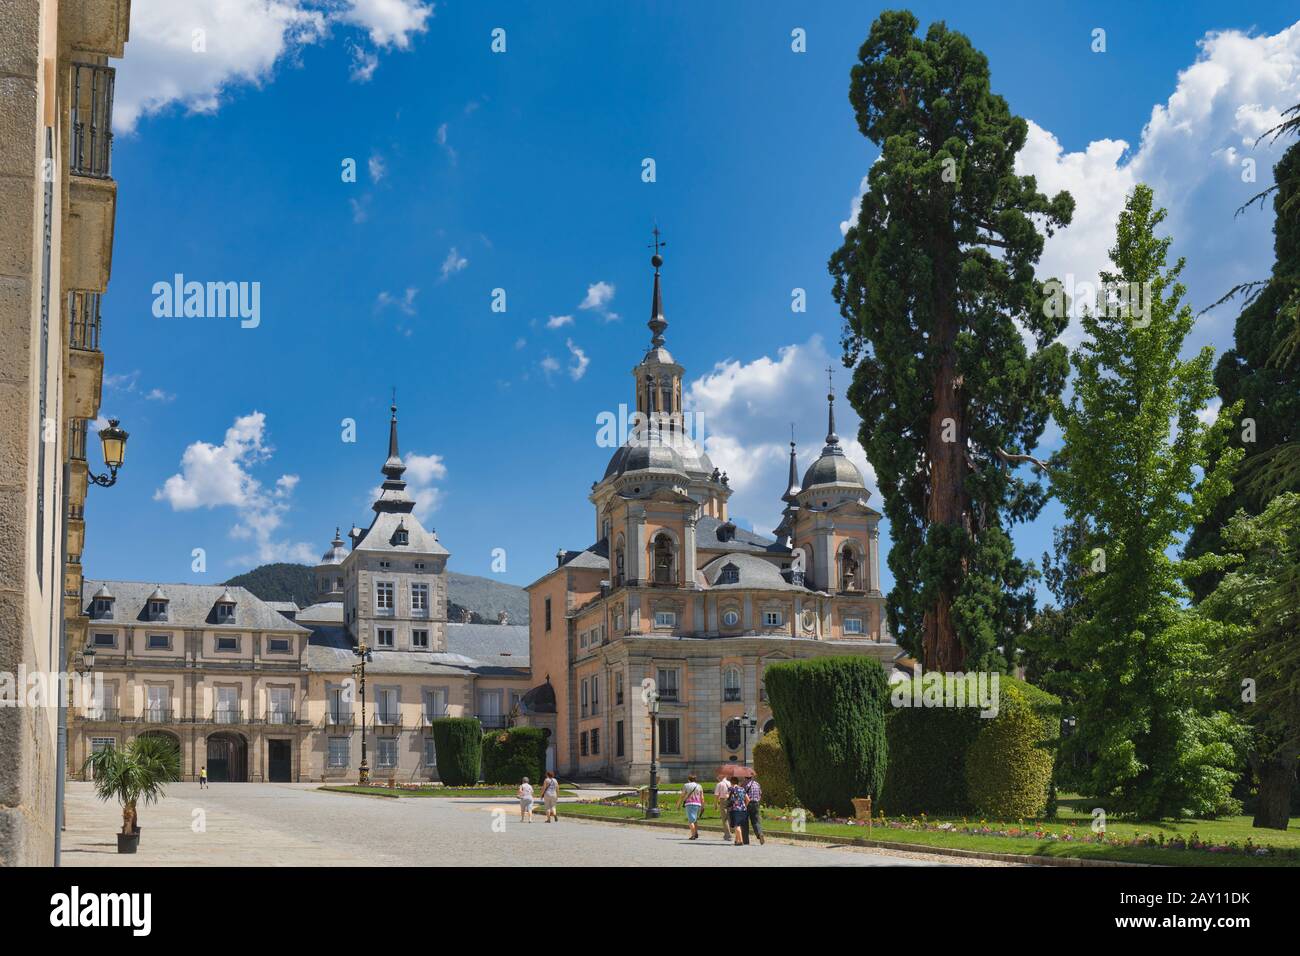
[540,771,560,822]
[517,777,535,822]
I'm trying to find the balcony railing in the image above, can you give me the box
[70,63,115,178]
[211,708,245,725]
[265,710,297,726]
[324,711,354,729]
[141,708,173,724]
[68,291,102,351]
[82,708,120,722]
[477,714,510,730]
[372,712,403,731]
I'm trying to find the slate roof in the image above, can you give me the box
[700,552,807,592]
[696,515,787,555]
[352,510,448,556]
[558,538,610,572]
[300,620,530,676]
[82,580,310,633]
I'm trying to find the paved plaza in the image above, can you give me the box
[61,782,990,867]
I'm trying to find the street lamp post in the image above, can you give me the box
[55,419,128,867]
[352,638,373,786]
[646,692,661,819]
[740,712,759,766]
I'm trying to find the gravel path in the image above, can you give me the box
[63,782,994,867]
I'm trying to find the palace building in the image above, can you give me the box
[73,406,531,782]
[521,249,899,783]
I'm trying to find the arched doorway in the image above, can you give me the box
[206,732,248,782]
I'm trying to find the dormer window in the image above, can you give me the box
[393,528,409,546]
[718,563,740,585]
[718,521,737,543]
[217,603,236,622]
[92,597,113,619]
[148,600,168,621]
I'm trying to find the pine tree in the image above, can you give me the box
[1186,141,1300,598]
[829,10,1073,670]
[1052,185,1243,819]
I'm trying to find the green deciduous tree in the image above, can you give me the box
[1051,184,1244,819]
[830,10,1073,671]
[1201,493,1300,829]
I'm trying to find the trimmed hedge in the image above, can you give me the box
[430,717,482,786]
[966,683,1055,819]
[882,703,982,815]
[764,656,890,816]
[751,728,796,809]
[881,674,1059,817]
[482,726,548,785]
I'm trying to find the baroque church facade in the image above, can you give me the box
[523,250,899,783]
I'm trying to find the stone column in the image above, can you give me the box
[869,524,881,592]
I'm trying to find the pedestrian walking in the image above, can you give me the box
[540,770,559,822]
[726,775,750,846]
[518,776,535,822]
[744,774,765,845]
[678,774,705,840]
[199,766,208,789]
[714,773,732,840]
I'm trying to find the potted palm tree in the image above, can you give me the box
[82,735,181,853]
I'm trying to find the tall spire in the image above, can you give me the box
[782,427,801,503]
[648,225,667,347]
[825,366,840,446]
[374,399,414,513]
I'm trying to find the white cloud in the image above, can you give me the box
[1015,24,1300,348]
[337,0,432,49]
[540,355,560,377]
[145,387,175,402]
[439,247,468,279]
[436,122,457,162]
[368,153,386,182]
[154,411,316,563]
[566,339,590,380]
[579,280,616,311]
[375,287,418,315]
[686,335,878,536]
[546,314,574,329]
[114,0,433,131]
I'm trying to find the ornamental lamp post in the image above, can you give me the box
[741,711,758,766]
[646,692,661,819]
[55,418,129,866]
[80,643,96,673]
[352,638,374,786]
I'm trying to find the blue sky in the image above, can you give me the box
[89,1,1300,600]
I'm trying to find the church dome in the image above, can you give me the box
[603,437,687,479]
[318,528,347,565]
[802,448,865,490]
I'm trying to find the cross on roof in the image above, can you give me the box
[648,224,666,256]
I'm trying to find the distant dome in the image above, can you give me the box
[603,435,688,480]
[801,447,865,490]
[319,528,347,565]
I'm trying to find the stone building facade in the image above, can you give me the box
[1,0,131,865]
[72,408,532,783]
[524,250,899,783]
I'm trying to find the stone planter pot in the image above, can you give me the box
[116,831,140,854]
[851,797,873,821]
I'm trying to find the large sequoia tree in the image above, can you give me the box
[829,10,1073,670]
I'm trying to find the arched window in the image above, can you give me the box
[653,534,675,585]
[660,379,673,415]
[614,536,626,586]
[723,666,742,702]
[724,718,742,751]
[838,543,861,592]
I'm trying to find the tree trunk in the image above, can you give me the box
[923,259,966,673]
[1250,751,1297,830]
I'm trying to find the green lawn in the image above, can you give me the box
[321,785,576,799]
[561,794,1300,867]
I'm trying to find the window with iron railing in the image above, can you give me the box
[70,63,115,178]
[68,291,101,351]
[68,417,89,461]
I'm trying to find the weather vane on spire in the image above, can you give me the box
[826,366,835,398]
[648,224,666,259]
